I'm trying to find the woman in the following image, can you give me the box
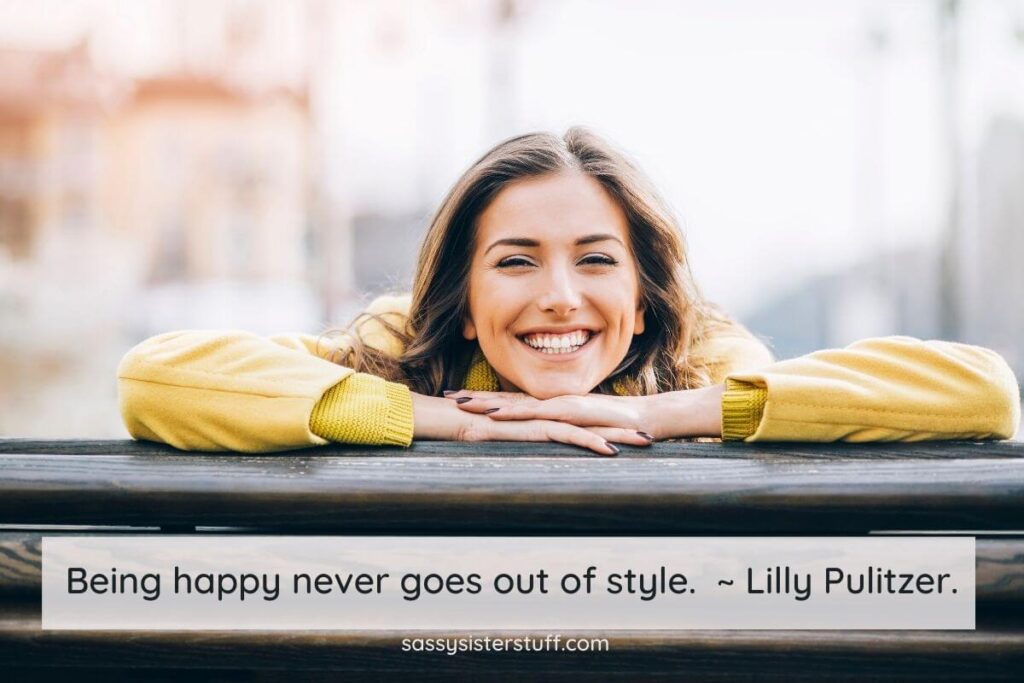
[117,128,1020,454]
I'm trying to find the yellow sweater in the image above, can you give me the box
[117,293,1020,452]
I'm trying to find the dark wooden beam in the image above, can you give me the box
[3,437,1023,460]
[2,450,1024,532]
[1,604,1023,678]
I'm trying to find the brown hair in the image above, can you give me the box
[325,126,728,396]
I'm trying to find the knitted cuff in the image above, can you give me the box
[309,373,414,447]
[721,377,768,441]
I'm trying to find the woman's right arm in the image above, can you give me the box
[117,329,412,452]
[118,329,637,455]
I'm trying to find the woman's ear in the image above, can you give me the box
[463,317,477,340]
[634,306,645,335]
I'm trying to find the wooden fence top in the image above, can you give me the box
[2,439,1023,533]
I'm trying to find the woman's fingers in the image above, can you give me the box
[443,390,530,403]
[448,393,655,450]
[538,421,622,456]
[587,426,655,447]
[450,396,521,414]
[463,394,644,431]
[464,417,620,456]
[480,396,603,424]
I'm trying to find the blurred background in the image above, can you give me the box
[0,0,1021,438]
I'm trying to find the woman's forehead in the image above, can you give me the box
[476,171,629,246]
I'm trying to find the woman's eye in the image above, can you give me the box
[496,256,534,268]
[579,254,619,266]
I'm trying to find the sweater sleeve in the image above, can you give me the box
[117,327,414,453]
[720,336,1020,442]
[309,373,413,446]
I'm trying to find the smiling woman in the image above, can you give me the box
[116,128,1020,456]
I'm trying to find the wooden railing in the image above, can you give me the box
[2,438,1023,680]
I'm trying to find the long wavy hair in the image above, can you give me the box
[324,126,729,396]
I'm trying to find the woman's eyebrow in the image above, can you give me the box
[484,233,624,255]
[483,236,540,254]
[577,233,622,246]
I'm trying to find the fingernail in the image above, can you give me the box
[637,431,655,442]
[455,397,473,404]
[483,408,500,414]
[443,390,458,397]
[604,441,620,456]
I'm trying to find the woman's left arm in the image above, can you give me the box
[449,336,1020,444]
[719,336,1020,442]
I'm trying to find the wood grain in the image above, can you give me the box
[1,605,1022,678]
[3,437,1023,459]
[2,451,1024,531]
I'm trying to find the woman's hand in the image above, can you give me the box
[443,385,726,441]
[411,392,649,456]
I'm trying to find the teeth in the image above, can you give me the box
[521,330,592,353]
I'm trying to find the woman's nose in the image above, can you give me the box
[536,266,582,316]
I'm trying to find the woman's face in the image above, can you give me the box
[464,170,645,398]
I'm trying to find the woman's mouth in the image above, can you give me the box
[516,329,598,358]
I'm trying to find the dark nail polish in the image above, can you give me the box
[443,390,458,396]
[483,408,500,414]
[604,441,620,455]
[455,397,472,404]
[637,431,655,442]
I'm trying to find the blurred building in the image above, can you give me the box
[0,42,129,437]
[0,37,315,437]
[0,41,123,263]
[0,43,314,303]
[109,76,309,285]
